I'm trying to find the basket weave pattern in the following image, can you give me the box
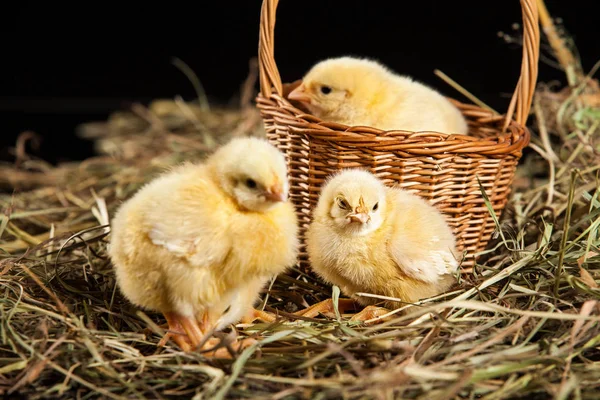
[256,0,540,268]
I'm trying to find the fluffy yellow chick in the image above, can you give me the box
[108,137,299,354]
[299,169,460,321]
[288,56,469,134]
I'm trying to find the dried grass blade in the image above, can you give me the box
[212,330,294,400]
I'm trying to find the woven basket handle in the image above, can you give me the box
[258,0,540,128]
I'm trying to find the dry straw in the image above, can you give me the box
[1,1,600,398]
[256,0,541,269]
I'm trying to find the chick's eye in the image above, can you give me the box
[373,202,379,211]
[320,86,332,95]
[245,178,257,188]
[336,198,349,210]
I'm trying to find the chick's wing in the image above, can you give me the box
[139,175,233,269]
[385,194,458,283]
[387,234,457,284]
[148,220,231,268]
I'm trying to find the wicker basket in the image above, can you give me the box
[256,0,540,269]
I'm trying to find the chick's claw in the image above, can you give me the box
[159,312,207,351]
[349,306,393,325]
[293,298,359,318]
[158,313,192,351]
[159,311,241,356]
[241,308,278,324]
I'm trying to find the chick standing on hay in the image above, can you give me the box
[288,56,469,134]
[108,137,299,356]
[297,169,460,322]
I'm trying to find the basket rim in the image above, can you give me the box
[256,92,531,157]
[257,0,540,131]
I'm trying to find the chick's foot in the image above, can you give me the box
[293,298,359,318]
[349,305,392,324]
[241,308,278,324]
[157,318,192,352]
[159,312,206,351]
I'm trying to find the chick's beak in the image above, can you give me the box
[347,203,370,224]
[288,84,312,104]
[264,186,287,202]
[347,213,370,224]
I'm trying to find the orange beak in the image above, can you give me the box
[264,186,287,202]
[347,213,370,224]
[288,84,312,104]
[347,197,370,224]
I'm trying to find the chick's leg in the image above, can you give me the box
[197,309,259,359]
[294,298,359,318]
[198,286,268,358]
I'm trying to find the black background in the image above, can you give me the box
[2,1,598,164]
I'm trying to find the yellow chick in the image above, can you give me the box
[288,56,469,134]
[108,137,299,354]
[299,169,460,321]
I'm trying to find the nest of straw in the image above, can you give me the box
[1,26,600,400]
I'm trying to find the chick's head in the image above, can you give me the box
[316,169,387,235]
[208,137,289,212]
[288,56,389,123]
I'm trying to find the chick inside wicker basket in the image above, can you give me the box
[284,56,469,135]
